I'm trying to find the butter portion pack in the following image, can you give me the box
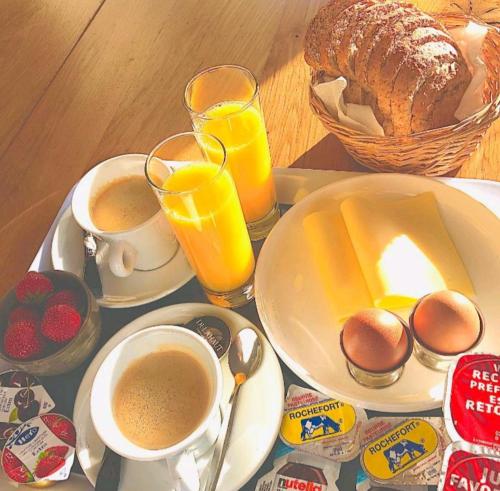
[360,417,450,486]
[279,385,367,462]
[303,192,474,321]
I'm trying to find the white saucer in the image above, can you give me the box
[51,207,194,308]
[256,173,500,412]
[73,303,284,491]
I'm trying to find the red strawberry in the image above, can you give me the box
[41,305,82,343]
[8,306,39,325]
[15,272,53,305]
[2,448,34,483]
[34,454,65,478]
[40,415,76,446]
[3,320,44,360]
[46,289,79,309]
[45,445,69,458]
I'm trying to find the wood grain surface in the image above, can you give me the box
[0,0,104,156]
[0,0,498,295]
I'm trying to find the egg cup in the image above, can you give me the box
[409,296,485,372]
[340,317,414,388]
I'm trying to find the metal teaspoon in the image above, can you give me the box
[83,230,103,299]
[205,328,263,491]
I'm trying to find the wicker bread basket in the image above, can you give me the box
[309,14,500,175]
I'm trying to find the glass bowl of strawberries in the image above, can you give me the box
[0,270,101,376]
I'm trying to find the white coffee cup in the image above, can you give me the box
[72,154,178,277]
[91,325,222,469]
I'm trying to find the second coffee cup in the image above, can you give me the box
[90,325,223,461]
[72,154,178,277]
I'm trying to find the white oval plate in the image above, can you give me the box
[51,206,194,308]
[255,174,500,412]
[73,303,284,491]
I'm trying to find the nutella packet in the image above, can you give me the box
[0,370,55,449]
[360,417,450,486]
[279,384,367,462]
[256,446,340,491]
[443,353,499,451]
[437,441,499,491]
[356,468,429,490]
[1,413,76,485]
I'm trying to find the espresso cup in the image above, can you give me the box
[72,154,178,277]
[90,325,222,463]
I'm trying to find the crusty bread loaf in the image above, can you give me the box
[305,0,472,135]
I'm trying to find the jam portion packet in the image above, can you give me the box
[360,417,450,486]
[438,441,499,491]
[444,353,499,451]
[279,384,367,462]
[0,370,55,449]
[356,468,429,490]
[1,413,76,485]
[256,445,341,491]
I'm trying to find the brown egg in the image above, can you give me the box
[412,290,481,355]
[341,309,409,372]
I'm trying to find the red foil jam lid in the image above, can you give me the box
[438,441,499,491]
[1,413,76,484]
[444,354,499,450]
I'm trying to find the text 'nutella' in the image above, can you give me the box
[255,447,340,491]
[276,462,327,491]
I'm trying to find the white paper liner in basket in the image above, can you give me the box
[312,21,488,136]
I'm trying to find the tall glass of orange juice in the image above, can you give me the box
[145,132,255,307]
[184,65,279,240]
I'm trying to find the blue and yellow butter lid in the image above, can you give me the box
[360,417,450,486]
[279,385,367,462]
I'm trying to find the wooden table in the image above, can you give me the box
[0,0,498,296]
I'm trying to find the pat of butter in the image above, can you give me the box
[279,385,367,462]
[340,192,474,310]
[303,210,372,322]
[360,417,450,485]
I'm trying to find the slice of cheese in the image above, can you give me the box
[303,210,373,322]
[340,192,474,309]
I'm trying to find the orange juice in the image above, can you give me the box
[161,162,255,293]
[196,101,276,223]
